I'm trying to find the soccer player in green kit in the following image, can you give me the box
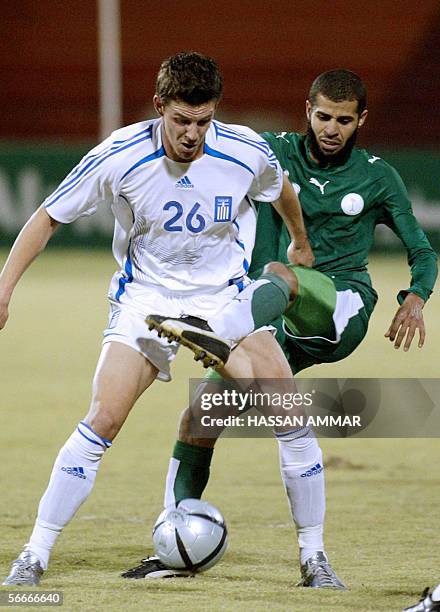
[125,70,437,585]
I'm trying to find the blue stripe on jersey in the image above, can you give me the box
[120,145,166,181]
[66,127,153,182]
[216,128,275,160]
[215,123,275,158]
[115,241,133,301]
[45,128,153,208]
[232,219,250,273]
[203,144,255,176]
[46,128,153,202]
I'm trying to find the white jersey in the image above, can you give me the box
[43,118,283,301]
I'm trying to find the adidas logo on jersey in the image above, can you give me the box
[61,466,86,479]
[300,463,323,478]
[175,176,194,189]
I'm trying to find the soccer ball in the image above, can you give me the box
[152,498,228,573]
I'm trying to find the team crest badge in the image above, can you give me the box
[214,196,232,222]
[341,193,364,215]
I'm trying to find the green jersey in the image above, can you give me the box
[250,132,437,311]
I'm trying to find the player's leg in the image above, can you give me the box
[3,342,158,586]
[220,331,345,588]
[122,332,289,579]
[209,262,298,343]
[162,329,296,507]
[164,383,219,508]
[146,262,296,367]
[146,264,341,369]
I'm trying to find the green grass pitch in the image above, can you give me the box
[0,250,439,611]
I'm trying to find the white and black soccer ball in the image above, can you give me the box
[152,498,228,573]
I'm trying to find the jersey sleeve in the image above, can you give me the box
[379,163,438,303]
[43,137,117,223]
[242,130,283,202]
[248,203,289,279]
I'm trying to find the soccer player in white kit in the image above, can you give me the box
[0,52,313,585]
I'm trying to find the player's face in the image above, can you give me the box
[154,96,217,162]
[306,94,367,158]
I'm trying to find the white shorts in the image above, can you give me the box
[102,281,248,382]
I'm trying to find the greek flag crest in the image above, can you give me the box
[214,196,232,222]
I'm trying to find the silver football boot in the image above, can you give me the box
[2,549,44,586]
[296,551,347,590]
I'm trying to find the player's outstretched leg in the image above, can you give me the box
[146,264,294,368]
[146,314,230,369]
[403,585,440,611]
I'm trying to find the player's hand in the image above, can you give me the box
[385,293,425,351]
[287,239,315,268]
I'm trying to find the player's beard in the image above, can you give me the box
[306,122,358,166]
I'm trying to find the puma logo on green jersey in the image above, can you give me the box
[309,178,330,194]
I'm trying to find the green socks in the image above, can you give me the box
[165,441,214,505]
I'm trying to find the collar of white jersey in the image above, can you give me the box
[153,118,217,160]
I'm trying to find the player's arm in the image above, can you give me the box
[0,206,60,330]
[381,166,438,350]
[272,175,314,267]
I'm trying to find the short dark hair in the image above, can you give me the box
[309,69,367,114]
[156,51,223,106]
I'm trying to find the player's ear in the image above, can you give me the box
[305,100,312,121]
[358,109,368,128]
[153,95,164,116]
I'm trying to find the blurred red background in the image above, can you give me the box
[1,0,439,145]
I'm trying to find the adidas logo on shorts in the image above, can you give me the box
[61,466,87,479]
[300,463,323,478]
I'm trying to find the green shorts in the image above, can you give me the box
[206,266,372,380]
[277,266,371,374]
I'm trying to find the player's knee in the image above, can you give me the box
[263,261,299,297]
[178,407,218,448]
[84,409,121,441]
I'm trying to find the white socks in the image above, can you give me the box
[432,584,440,602]
[27,422,111,569]
[276,429,326,565]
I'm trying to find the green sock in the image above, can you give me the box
[208,272,291,343]
[251,272,290,328]
[169,441,214,504]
